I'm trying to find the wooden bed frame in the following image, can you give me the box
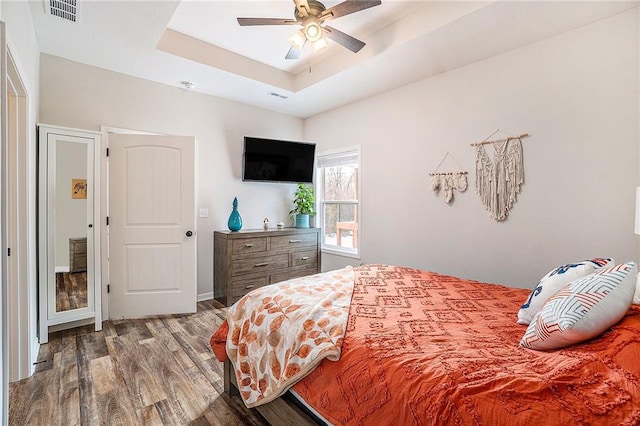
[224,360,321,426]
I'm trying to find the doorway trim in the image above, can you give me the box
[1,20,8,426]
[6,45,31,382]
[2,22,35,424]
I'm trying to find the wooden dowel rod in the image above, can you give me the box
[470,133,530,147]
[429,171,468,176]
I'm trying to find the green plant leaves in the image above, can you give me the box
[290,183,317,216]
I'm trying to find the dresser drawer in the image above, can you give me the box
[69,237,88,273]
[232,253,289,276]
[230,294,245,305]
[214,228,321,306]
[291,249,318,267]
[270,233,318,251]
[271,266,318,285]
[231,276,269,299]
[232,237,267,255]
[73,256,87,269]
[73,242,87,254]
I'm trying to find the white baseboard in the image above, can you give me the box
[197,292,213,302]
[55,266,69,273]
[48,318,95,333]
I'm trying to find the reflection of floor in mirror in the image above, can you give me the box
[56,272,88,312]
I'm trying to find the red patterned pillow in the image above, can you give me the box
[520,262,636,351]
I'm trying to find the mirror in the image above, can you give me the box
[38,125,102,343]
[54,140,89,312]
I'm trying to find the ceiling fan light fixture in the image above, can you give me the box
[304,21,322,42]
[238,0,382,59]
[289,29,306,50]
[313,36,329,52]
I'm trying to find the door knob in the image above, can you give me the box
[186,230,193,237]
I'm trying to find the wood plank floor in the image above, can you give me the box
[56,272,88,312]
[9,300,268,425]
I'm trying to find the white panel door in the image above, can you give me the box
[108,134,196,318]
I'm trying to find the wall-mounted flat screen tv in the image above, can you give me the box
[242,137,315,183]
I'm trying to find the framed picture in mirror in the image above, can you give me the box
[71,178,87,199]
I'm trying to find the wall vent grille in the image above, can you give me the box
[268,91,289,100]
[46,0,78,23]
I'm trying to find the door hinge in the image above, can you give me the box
[7,248,10,256]
[107,284,110,293]
[106,148,110,157]
[106,216,109,226]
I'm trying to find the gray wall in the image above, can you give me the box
[39,8,640,297]
[39,54,305,298]
[308,9,639,289]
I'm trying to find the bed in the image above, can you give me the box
[211,263,640,425]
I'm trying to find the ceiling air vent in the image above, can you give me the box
[45,0,78,23]
[268,91,289,100]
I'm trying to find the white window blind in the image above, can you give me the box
[317,151,358,168]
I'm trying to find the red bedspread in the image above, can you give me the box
[214,265,640,425]
[293,265,640,425]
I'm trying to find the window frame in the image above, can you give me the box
[315,145,361,259]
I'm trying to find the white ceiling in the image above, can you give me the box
[28,0,639,118]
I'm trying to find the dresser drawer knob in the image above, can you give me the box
[245,285,255,289]
[289,239,301,243]
[254,262,269,267]
[245,243,254,247]
[301,256,309,260]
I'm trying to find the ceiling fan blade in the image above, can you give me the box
[293,0,311,19]
[324,25,366,53]
[237,18,297,26]
[321,0,381,21]
[285,43,305,60]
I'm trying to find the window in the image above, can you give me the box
[316,146,360,257]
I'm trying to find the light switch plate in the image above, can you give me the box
[199,208,209,218]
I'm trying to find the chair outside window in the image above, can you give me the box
[316,146,360,257]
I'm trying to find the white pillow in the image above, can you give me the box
[633,273,640,305]
[517,258,613,325]
[520,262,636,351]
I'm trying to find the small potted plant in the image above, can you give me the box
[289,183,316,228]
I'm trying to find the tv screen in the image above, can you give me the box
[243,137,315,183]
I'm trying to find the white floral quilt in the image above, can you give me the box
[226,266,354,408]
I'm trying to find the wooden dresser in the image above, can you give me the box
[214,228,321,306]
[69,237,87,273]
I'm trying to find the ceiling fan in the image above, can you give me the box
[237,0,382,60]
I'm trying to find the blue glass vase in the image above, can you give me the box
[228,197,243,231]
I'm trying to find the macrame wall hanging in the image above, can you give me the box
[430,152,468,204]
[471,130,529,221]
